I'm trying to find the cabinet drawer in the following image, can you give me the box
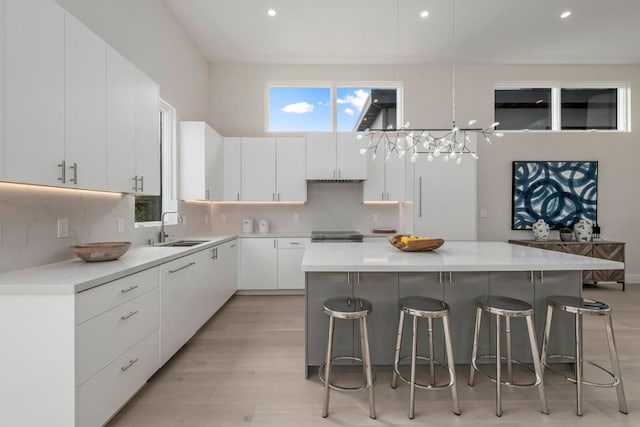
[77,267,159,324]
[78,288,159,385]
[79,330,159,427]
[278,237,310,249]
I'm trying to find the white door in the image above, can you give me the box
[106,47,137,193]
[385,149,405,201]
[276,137,306,202]
[305,132,336,179]
[336,132,367,180]
[363,149,385,201]
[277,249,305,290]
[242,138,276,201]
[135,70,160,195]
[223,138,242,201]
[64,12,107,190]
[206,126,224,201]
[239,238,278,290]
[414,138,477,240]
[4,0,65,185]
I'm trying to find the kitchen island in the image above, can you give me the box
[301,241,624,376]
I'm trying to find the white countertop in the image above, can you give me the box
[0,235,236,294]
[301,241,625,273]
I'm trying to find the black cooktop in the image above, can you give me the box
[311,230,363,242]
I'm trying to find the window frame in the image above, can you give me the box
[134,98,178,228]
[494,81,630,133]
[265,81,404,133]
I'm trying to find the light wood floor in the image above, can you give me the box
[108,284,639,426]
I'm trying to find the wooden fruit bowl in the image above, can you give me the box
[71,241,131,262]
[387,234,445,252]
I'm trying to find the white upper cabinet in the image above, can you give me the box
[336,132,366,180]
[413,135,477,240]
[241,137,276,201]
[306,132,366,180]
[64,12,107,190]
[223,138,242,201]
[4,0,65,185]
[134,69,160,195]
[363,146,405,201]
[276,137,306,202]
[106,47,137,193]
[180,122,223,201]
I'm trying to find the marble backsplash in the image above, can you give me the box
[0,183,212,274]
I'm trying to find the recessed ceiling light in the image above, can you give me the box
[419,10,430,18]
[560,10,572,19]
[267,9,277,17]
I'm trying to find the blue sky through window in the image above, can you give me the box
[269,87,331,131]
[336,88,370,131]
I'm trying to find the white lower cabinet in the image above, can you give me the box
[239,237,308,290]
[79,330,159,427]
[239,237,278,290]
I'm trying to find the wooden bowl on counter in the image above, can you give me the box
[388,235,445,252]
[71,242,131,262]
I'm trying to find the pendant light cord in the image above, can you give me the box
[451,0,456,126]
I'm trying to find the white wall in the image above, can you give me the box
[208,63,640,278]
[0,0,211,273]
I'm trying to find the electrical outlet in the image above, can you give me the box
[293,213,299,223]
[57,219,69,238]
[373,213,379,223]
[117,218,125,233]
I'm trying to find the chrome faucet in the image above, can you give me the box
[159,211,183,243]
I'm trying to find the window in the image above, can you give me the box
[495,83,628,132]
[135,98,178,225]
[267,83,401,132]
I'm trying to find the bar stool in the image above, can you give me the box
[468,295,548,416]
[320,297,375,419]
[540,296,628,416]
[391,296,460,418]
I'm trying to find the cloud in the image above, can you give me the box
[344,107,355,116]
[281,102,314,114]
[336,89,370,113]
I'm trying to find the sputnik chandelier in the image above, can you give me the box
[358,0,503,164]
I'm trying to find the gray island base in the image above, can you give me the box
[301,242,624,377]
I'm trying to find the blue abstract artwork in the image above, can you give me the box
[512,161,598,230]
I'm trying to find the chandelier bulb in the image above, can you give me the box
[372,152,377,160]
[356,134,364,140]
[450,151,457,159]
[443,155,450,163]
[452,126,459,133]
[359,148,367,154]
[471,152,479,160]
[489,122,500,128]
[433,149,441,157]
[404,121,410,128]
[456,156,462,165]
[427,154,434,162]
[410,153,418,163]
[467,119,477,126]
[398,150,406,159]
[494,132,504,138]
[485,136,492,144]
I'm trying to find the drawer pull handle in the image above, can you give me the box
[121,358,139,372]
[120,285,139,294]
[169,262,196,273]
[289,242,300,245]
[120,310,139,320]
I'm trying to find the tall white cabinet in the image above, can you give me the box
[4,0,65,186]
[180,122,223,201]
[411,135,477,240]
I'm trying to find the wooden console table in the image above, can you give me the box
[509,240,625,291]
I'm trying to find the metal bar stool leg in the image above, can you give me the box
[391,311,405,389]
[604,313,628,414]
[468,306,482,386]
[360,316,376,419]
[540,304,554,377]
[506,317,513,384]
[496,314,502,417]
[409,315,418,419]
[322,316,335,418]
[428,317,435,386]
[575,312,583,416]
[526,315,549,414]
[442,314,461,415]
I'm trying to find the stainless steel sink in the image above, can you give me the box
[160,240,209,247]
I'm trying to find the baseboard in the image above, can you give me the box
[235,289,305,296]
[625,274,640,285]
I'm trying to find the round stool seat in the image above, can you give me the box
[546,295,610,315]
[475,295,533,317]
[323,297,372,320]
[399,296,449,318]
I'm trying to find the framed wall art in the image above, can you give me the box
[512,161,598,230]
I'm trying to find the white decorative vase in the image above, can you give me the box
[574,219,593,242]
[532,219,550,241]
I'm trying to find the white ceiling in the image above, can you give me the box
[164,0,640,65]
